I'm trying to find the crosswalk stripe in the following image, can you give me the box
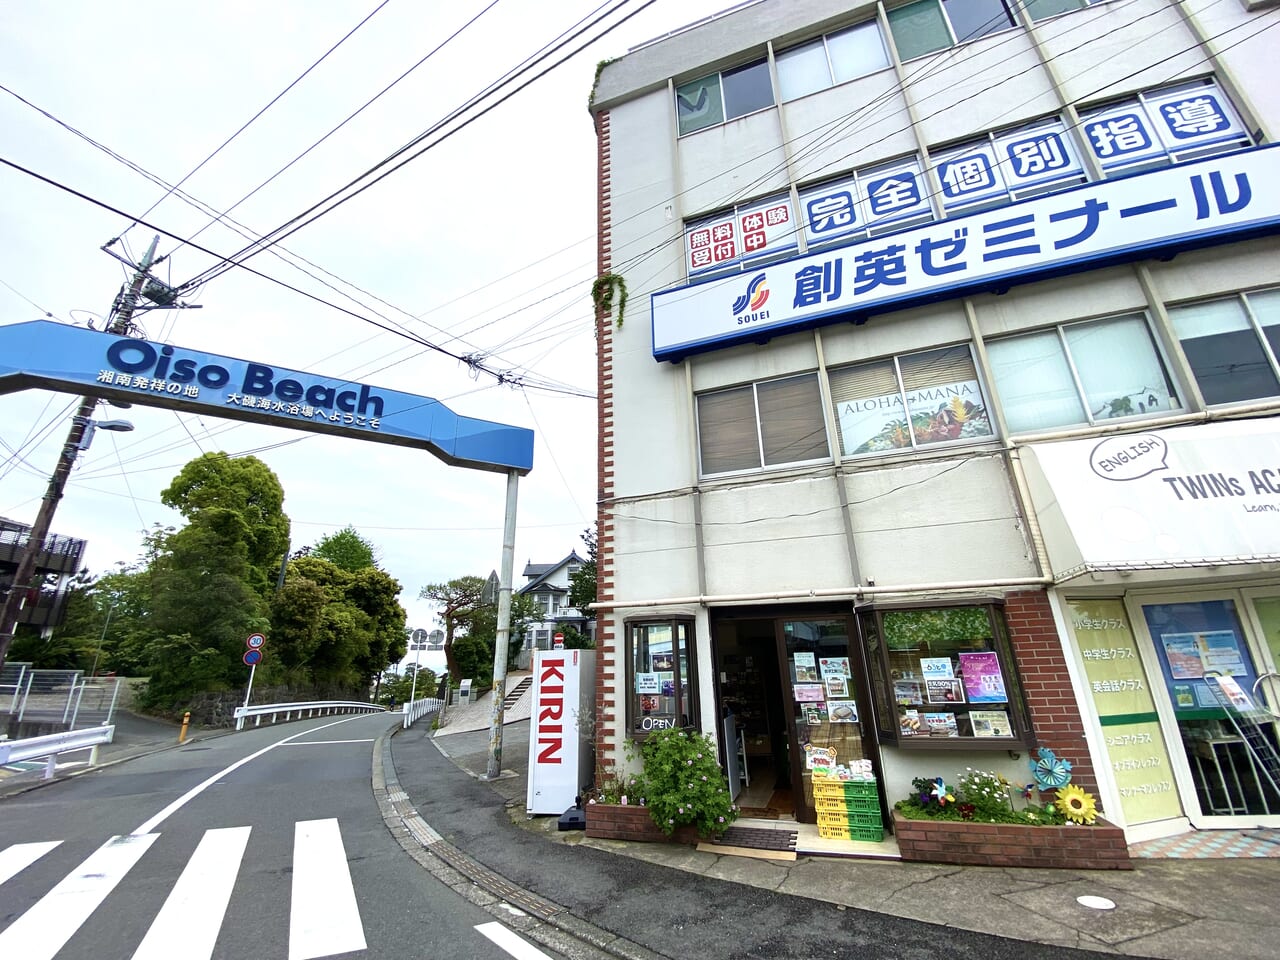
[0,841,61,886]
[474,921,555,960]
[0,832,158,960]
[130,826,252,960]
[289,818,366,960]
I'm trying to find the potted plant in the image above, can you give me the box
[585,729,738,843]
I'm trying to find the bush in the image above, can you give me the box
[635,728,737,837]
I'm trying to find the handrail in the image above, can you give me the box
[233,700,386,730]
[0,723,115,779]
[401,697,443,729]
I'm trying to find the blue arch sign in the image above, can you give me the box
[0,320,533,474]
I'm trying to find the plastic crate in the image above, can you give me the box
[817,822,851,840]
[812,777,879,799]
[845,793,880,812]
[850,824,884,843]
[814,795,851,813]
[817,808,882,828]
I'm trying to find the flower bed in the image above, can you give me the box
[584,802,701,844]
[892,810,1132,870]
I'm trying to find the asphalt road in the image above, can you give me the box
[0,713,569,960]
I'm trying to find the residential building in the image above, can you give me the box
[589,0,1280,843]
[518,551,594,650]
[0,517,86,634]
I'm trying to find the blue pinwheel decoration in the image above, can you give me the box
[1030,747,1072,789]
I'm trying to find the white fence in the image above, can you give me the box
[233,701,386,731]
[1,666,120,729]
[401,697,443,729]
[0,724,115,779]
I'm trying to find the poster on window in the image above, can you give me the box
[919,657,954,680]
[926,678,965,704]
[635,672,660,694]
[825,675,848,698]
[793,652,819,682]
[827,700,858,723]
[819,656,851,680]
[958,651,1008,703]
[1159,632,1246,678]
[794,683,826,702]
[837,380,992,454]
[970,710,1012,738]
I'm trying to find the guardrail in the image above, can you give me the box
[233,701,386,731]
[401,697,443,729]
[0,723,115,779]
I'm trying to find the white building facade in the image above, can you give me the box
[518,552,594,651]
[590,0,1280,842]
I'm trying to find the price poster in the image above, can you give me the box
[1068,598,1181,825]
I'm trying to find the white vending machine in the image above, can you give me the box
[526,648,595,815]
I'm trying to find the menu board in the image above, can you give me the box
[1068,598,1181,824]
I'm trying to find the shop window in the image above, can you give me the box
[829,345,994,456]
[1080,79,1252,176]
[627,618,697,736]
[887,0,1017,61]
[1168,290,1280,406]
[697,373,829,476]
[675,58,774,136]
[858,603,1032,747]
[775,21,889,102]
[986,314,1179,434]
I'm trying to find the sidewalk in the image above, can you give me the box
[392,687,1280,960]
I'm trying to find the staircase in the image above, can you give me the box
[503,675,533,710]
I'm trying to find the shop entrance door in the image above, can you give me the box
[1135,594,1280,823]
[779,617,876,824]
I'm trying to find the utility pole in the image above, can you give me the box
[0,237,160,672]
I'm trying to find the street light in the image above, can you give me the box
[90,593,120,677]
[74,417,134,450]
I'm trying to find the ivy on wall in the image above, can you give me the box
[592,273,628,329]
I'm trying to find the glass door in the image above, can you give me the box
[1139,597,1278,820]
[779,617,871,822]
[1243,591,1280,718]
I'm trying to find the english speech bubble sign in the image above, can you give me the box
[1089,434,1168,481]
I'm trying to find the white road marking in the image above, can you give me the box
[0,840,61,885]
[132,714,367,835]
[130,826,251,960]
[0,833,158,960]
[474,921,555,960]
[289,818,366,960]
[281,739,376,745]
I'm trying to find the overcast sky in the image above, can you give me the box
[0,0,734,633]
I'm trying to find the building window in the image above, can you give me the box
[697,373,829,476]
[1168,289,1280,406]
[775,20,889,102]
[627,618,697,736]
[829,345,993,456]
[1080,79,1251,175]
[1023,0,1088,20]
[536,592,550,614]
[675,58,773,136]
[986,314,1179,434]
[858,603,1031,747]
[931,117,1087,214]
[535,628,551,650]
[887,0,1017,61]
[684,194,797,277]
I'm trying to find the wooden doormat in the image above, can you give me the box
[698,825,799,861]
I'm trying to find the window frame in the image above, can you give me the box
[696,372,831,478]
[626,616,699,738]
[986,312,1182,435]
[674,56,774,137]
[828,344,996,458]
[774,19,890,103]
[857,601,1033,750]
[887,0,1019,62]
[1168,288,1280,408]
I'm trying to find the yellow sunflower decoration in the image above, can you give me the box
[1056,784,1098,824]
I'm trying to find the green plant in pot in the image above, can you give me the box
[636,728,738,837]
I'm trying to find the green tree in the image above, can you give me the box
[555,622,594,649]
[465,591,544,671]
[311,525,380,572]
[161,452,291,597]
[418,576,486,682]
[567,525,597,613]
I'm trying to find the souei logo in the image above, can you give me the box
[731,272,770,325]
[105,339,385,416]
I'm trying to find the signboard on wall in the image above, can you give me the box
[0,321,534,474]
[650,144,1280,362]
[1067,599,1182,825]
[1025,419,1280,574]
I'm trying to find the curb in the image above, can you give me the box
[373,723,668,960]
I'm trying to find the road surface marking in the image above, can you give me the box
[282,739,376,745]
[133,714,367,835]
[474,922,555,960]
[0,840,61,885]
[289,818,366,960]
[130,826,251,960]
[0,833,158,960]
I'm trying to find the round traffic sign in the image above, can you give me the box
[246,633,266,649]
[243,649,263,666]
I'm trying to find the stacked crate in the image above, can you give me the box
[812,776,884,842]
